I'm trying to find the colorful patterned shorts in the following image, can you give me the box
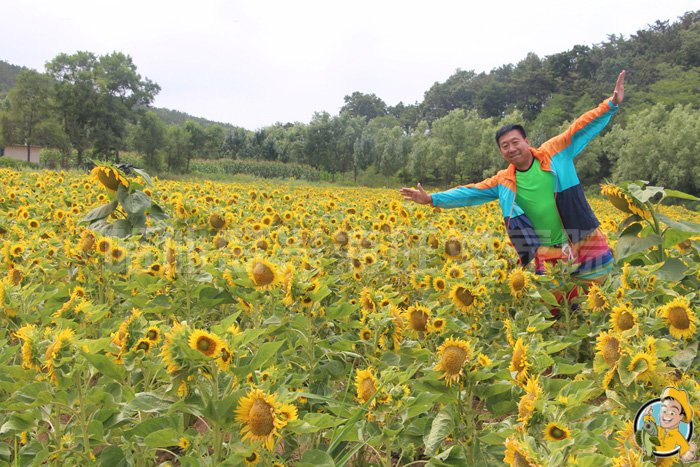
[534,228,613,282]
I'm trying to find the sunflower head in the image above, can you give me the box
[450,285,475,311]
[434,337,472,386]
[188,329,223,358]
[247,257,279,289]
[355,368,378,408]
[610,304,637,334]
[659,296,698,340]
[543,422,571,442]
[595,331,622,367]
[509,337,530,386]
[444,237,462,258]
[91,165,130,192]
[235,388,283,451]
[508,269,528,297]
[405,304,430,333]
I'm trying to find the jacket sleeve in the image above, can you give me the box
[431,175,500,208]
[540,98,618,160]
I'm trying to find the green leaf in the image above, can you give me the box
[670,342,697,370]
[149,203,169,221]
[248,340,285,371]
[131,168,153,186]
[663,189,700,201]
[99,445,128,467]
[124,392,174,413]
[82,200,118,222]
[84,352,127,382]
[0,412,36,435]
[103,219,134,238]
[655,213,700,233]
[300,449,335,467]
[614,234,662,263]
[654,258,688,281]
[144,427,179,448]
[627,183,664,203]
[424,406,454,456]
[662,228,694,249]
[120,190,152,216]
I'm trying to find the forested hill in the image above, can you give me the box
[1,59,231,129]
[0,60,28,99]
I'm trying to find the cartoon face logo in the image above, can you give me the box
[633,387,696,463]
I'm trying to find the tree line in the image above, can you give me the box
[1,11,699,194]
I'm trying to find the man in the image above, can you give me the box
[643,386,696,462]
[400,71,626,290]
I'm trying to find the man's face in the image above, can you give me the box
[498,129,532,170]
[660,399,684,429]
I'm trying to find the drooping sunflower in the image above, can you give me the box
[188,329,223,358]
[209,212,227,230]
[159,322,191,374]
[355,368,378,408]
[44,328,76,385]
[658,296,698,340]
[433,337,472,386]
[595,331,622,368]
[543,422,571,442]
[450,285,476,312]
[235,388,284,451]
[508,268,529,297]
[91,164,130,192]
[14,324,43,371]
[518,376,542,425]
[78,230,96,254]
[601,184,649,218]
[360,287,376,316]
[443,235,462,259]
[503,435,539,467]
[510,337,530,386]
[610,304,637,334]
[246,257,279,289]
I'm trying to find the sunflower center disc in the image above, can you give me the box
[249,399,275,436]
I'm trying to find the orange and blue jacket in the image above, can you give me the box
[431,98,619,266]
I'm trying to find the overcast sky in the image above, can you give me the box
[3,1,698,130]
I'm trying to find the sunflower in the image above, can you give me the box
[610,304,637,334]
[444,264,463,279]
[508,268,529,297]
[145,326,161,343]
[433,277,447,292]
[14,324,43,371]
[518,376,542,424]
[243,451,260,466]
[503,435,538,467]
[432,317,446,333]
[110,245,127,262]
[404,303,431,334]
[360,287,376,315]
[247,257,279,289]
[333,229,349,247]
[601,184,649,218]
[278,403,298,427]
[209,213,227,230]
[434,337,472,386]
[188,330,223,358]
[627,351,658,384]
[450,285,476,311]
[235,388,284,451]
[96,237,113,255]
[444,236,462,259]
[355,368,378,408]
[586,284,609,311]
[91,165,130,192]
[543,422,571,442]
[44,328,75,385]
[658,296,698,340]
[595,331,622,367]
[510,338,530,386]
[360,328,372,341]
[159,322,190,374]
[363,252,376,265]
[133,338,152,354]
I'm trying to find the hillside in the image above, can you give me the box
[0,60,29,99]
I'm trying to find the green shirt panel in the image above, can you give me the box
[515,159,567,246]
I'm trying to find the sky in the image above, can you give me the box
[3,1,698,130]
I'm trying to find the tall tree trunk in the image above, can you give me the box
[26,143,31,163]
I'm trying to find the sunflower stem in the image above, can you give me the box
[75,374,91,458]
[211,364,222,463]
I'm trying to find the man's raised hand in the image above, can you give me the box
[400,183,432,205]
[612,70,626,106]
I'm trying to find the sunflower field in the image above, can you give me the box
[1,166,700,467]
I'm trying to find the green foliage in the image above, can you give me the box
[189,158,320,181]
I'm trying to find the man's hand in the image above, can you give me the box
[400,183,432,205]
[681,442,696,462]
[612,70,626,106]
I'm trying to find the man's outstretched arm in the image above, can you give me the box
[612,70,626,106]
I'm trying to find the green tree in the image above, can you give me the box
[0,70,66,162]
[166,125,190,171]
[184,120,205,172]
[132,111,167,170]
[204,124,226,159]
[92,52,160,162]
[340,92,388,120]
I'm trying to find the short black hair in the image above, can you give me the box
[495,124,527,145]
